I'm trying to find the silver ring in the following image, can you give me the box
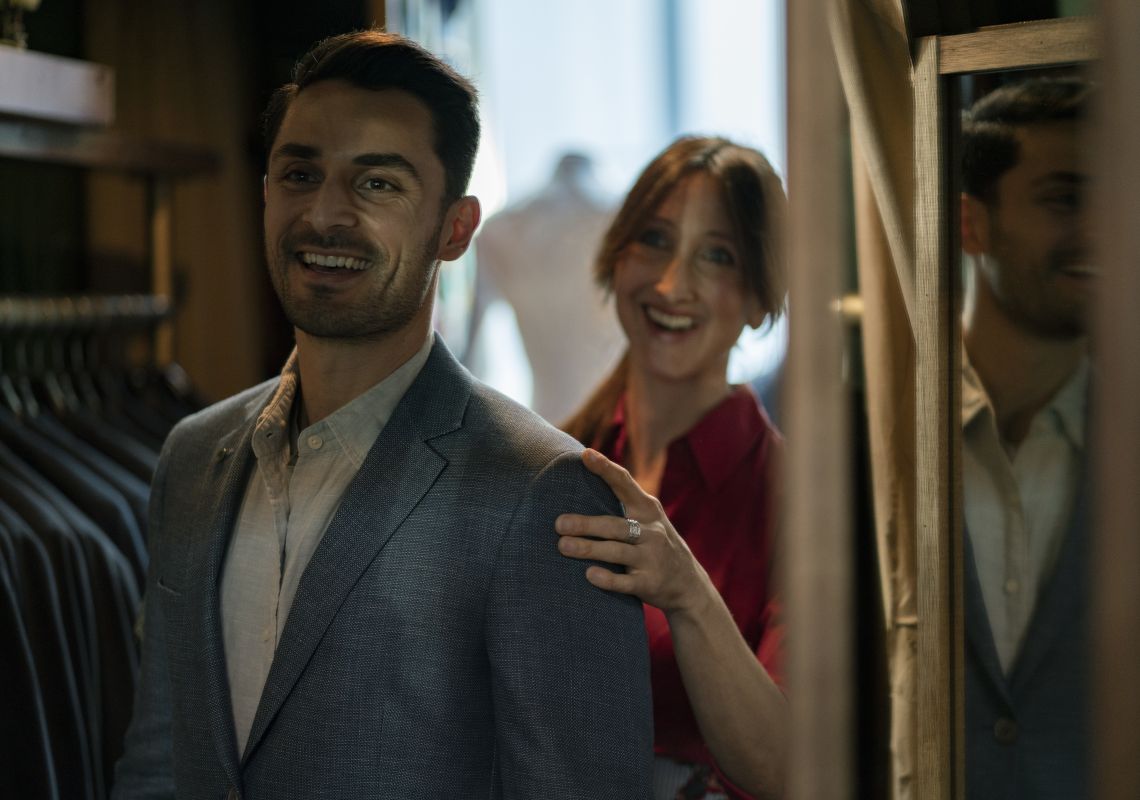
[625,518,642,544]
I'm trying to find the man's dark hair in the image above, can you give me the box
[961,76,1092,204]
[262,30,480,203]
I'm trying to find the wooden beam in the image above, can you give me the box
[0,47,114,126]
[0,119,219,177]
[938,16,1097,74]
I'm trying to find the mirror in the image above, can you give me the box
[955,66,1094,797]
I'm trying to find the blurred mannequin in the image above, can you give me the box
[468,153,624,423]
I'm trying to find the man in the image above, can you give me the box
[959,76,1093,799]
[112,30,652,799]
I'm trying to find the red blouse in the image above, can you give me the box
[597,386,784,798]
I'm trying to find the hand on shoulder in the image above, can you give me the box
[555,448,715,619]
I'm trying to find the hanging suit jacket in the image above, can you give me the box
[0,500,95,800]
[964,480,1090,799]
[113,337,653,800]
[0,544,58,800]
[0,448,140,794]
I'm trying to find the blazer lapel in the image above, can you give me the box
[241,338,470,764]
[1010,479,1089,692]
[183,393,267,792]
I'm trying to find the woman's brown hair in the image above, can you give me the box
[562,136,787,446]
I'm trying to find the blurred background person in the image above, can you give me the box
[558,136,788,800]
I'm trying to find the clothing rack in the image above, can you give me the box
[0,294,172,333]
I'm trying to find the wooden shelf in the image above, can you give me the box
[0,116,220,177]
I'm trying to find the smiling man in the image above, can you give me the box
[959,76,1094,800]
[112,30,652,800]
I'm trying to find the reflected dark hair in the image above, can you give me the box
[962,76,1091,204]
[562,136,787,445]
[261,29,479,203]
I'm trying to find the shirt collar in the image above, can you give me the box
[961,350,991,430]
[961,348,1088,450]
[605,386,771,491]
[1046,356,1089,451]
[254,333,435,468]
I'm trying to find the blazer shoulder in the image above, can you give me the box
[456,383,621,521]
[463,381,586,470]
[161,377,277,456]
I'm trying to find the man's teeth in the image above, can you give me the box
[645,306,695,331]
[300,252,371,270]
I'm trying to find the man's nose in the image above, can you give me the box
[302,181,356,231]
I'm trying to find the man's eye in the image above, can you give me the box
[1041,192,1079,212]
[362,177,397,192]
[282,169,316,185]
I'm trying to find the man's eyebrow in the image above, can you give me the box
[270,142,320,161]
[352,153,423,187]
[268,146,423,188]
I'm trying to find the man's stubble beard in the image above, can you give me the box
[268,221,443,343]
[985,237,1089,342]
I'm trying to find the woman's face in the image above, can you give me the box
[613,170,764,389]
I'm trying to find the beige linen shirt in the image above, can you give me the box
[961,353,1088,675]
[220,334,433,754]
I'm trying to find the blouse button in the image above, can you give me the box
[307,435,323,450]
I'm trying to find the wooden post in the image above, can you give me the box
[784,1,853,797]
[1091,4,1140,799]
[913,35,964,800]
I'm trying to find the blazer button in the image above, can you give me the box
[993,716,1018,745]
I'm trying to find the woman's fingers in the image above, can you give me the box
[584,565,638,595]
[555,512,637,542]
[557,534,634,566]
[580,448,654,516]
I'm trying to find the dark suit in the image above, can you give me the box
[0,543,58,800]
[0,500,95,800]
[114,338,653,799]
[964,480,1090,799]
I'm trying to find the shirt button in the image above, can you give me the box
[993,717,1018,745]
[307,435,323,450]
[1004,578,1020,595]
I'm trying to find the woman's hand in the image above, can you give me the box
[556,448,712,616]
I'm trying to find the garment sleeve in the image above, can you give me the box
[485,451,653,799]
[110,434,177,800]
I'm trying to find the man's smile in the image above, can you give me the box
[298,251,373,271]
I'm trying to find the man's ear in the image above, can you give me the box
[961,193,991,256]
[437,196,482,262]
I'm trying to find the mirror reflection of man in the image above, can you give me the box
[959,76,1093,799]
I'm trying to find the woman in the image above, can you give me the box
[558,136,787,800]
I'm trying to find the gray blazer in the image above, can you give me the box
[964,477,1090,799]
[112,337,653,799]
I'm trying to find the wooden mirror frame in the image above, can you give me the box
[911,16,1097,800]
